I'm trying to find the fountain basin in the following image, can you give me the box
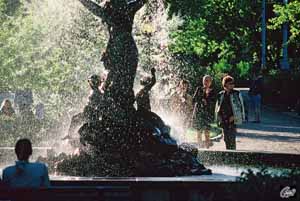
[0,172,296,201]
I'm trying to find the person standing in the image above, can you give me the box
[0,99,15,117]
[215,75,245,150]
[249,71,264,123]
[192,75,216,148]
[171,79,193,130]
[2,138,50,188]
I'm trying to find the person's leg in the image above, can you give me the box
[228,127,236,150]
[249,95,255,120]
[256,94,262,122]
[204,129,211,148]
[254,95,261,122]
[223,128,229,149]
[197,130,203,147]
[245,94,249,122]
[224,127,236,150]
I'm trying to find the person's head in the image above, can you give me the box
[222,75,235,91]
[0,99,14,116]
[88,74,101,90]
[1,99,12,110]
[178,79,189,94]
[15,138,32,161]
[202,75,212,88]
[140,76,152,86]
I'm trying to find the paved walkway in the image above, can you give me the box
[208,107,300,154]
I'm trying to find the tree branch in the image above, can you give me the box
[78,0,107,19]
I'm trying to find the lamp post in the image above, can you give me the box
[281,0,290,70]
[261,0,267,69]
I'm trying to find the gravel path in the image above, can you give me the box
[207,108,300,154]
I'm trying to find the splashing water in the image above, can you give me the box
[1,0,186,159]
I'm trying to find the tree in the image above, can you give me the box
[269,1,300,42]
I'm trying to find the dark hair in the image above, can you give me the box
[140,76,152,86]
[15,138,32,161]
[222,75,234,87]
[88,74,101,90]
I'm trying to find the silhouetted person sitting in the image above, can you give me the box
[83,74,104,121]
[64,74,104,140]
[136,68,170,138]
[0,99,15,117]
[2,138,50,188]
[136,68,157,112]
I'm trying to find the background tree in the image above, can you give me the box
[166,0,260,88]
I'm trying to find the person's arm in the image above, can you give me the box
[208,88,217,107]
[143,68,156,92]
[192,87,200,104]
[214,94,221,125]
[215,93,227,126]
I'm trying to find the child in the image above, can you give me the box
[215,75,245,150]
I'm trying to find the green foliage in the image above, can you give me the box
[0,0,107,121]
[228,168,300,201]
[211,59,232,75]
[170,18,209,57]
[269,1,300,42]
[236,61,251,79]
[164,0,202,18]
[168,0,258,83]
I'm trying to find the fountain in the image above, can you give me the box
[1,1,300,201]
[56,0,211,177]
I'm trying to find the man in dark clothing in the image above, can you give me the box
[249,71,264,123]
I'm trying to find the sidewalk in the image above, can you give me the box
[264,105,300,120]
[204,107,300,154]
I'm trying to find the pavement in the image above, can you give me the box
[206,107,300,154]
